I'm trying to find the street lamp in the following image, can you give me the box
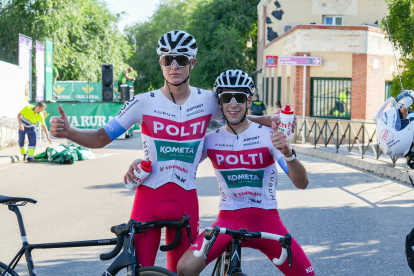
[246,38,252,49]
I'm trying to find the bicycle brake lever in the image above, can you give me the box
[204,235,217,260]
[287,245,292,267]
[186,224,193,246]
[285,233,292,267]
[128,227,136,254]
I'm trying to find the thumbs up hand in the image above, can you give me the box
[270,121,290,156]
[50,105,70,138]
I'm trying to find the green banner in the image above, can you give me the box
[43,102,125,130]
[45,39,53,102]
[154,140,200,163]
[54,82,73,101]
[73,82,102,101]
[220,170,264,188]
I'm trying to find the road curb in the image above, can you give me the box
[291,144,414,184]
[0,145,54,168]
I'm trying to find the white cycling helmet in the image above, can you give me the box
[213,69,255,96]
[375,93,414,157]
[157,30,198,57]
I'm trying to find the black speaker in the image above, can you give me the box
[101,64,113,102]
[102,83,113,102]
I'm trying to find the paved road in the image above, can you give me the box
[1,131,414,275]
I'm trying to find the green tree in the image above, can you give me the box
[125,0,258,93]
[124,0,199,93]
[382,0,414,98]
[0,0,132,82]
[188,0,257,90]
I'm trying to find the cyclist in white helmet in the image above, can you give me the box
[177,70,313,276]
[375,90,414,168]
[50,30,281,272]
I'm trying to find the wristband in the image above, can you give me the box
[283,149,296,161]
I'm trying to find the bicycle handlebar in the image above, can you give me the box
[193,226,292,266]
[141,215,190,251]
[100,215,191,261]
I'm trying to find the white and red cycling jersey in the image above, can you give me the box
[103,87,223,190]
[201,122,289,210]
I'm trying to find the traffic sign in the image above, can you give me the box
[265,56,278,67]
[279,56,322,66]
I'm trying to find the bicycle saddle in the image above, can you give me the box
[0,195,37,204]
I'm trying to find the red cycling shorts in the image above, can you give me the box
[130,182,199,273]
[188,208,314,276]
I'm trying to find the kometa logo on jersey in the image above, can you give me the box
[154,140,200,163]
[220,169,265,188]
[207,148,274,170]
[141,114,211,141]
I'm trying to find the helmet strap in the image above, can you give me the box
[220,102,248,140]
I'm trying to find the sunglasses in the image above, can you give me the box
[219,92,248,104]
[159,55,191,67]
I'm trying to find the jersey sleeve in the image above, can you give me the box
[103,94,145,141]
[210,92,224,121]
[267,127,289,175]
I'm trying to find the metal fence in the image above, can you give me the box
[293,116,401,167]
[310,78,352,119]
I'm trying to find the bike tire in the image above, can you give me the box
[135,266,178,276]
[231,273,247,276]
[0,262,19,276]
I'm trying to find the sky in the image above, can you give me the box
[104,0,161,32]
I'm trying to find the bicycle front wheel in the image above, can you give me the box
[0,262,19,276]
[135,266,177,276]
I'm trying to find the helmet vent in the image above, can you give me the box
[167,33,185,49]
[177,48,188,53]
[160,37,166,46]
[181,36,193,46]
[189,42,197,49]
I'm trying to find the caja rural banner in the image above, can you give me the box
[18,34,32,102]
[54,81,133,102]
[43,102,125,130]
[35,41,45,101]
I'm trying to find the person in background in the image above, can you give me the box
[274,100,282,114]
[117,67,136,93]
[52,66,59,101]
[17,101,52,162]
[248,93,267,115]
[334,90,350,117]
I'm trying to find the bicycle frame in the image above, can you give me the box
[101,234,140,276]
[2,204,117,276]
[213,239,243,276]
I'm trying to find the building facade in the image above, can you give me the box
[256,0,400,120]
